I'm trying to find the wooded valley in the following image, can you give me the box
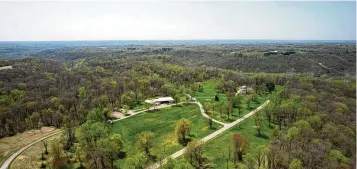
[0,43,355,169]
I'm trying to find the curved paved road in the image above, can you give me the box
[148,100,270,169]
[0,98,229,169]
[0,131,63,169]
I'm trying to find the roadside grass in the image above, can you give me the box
[132,102,146,111]
[111,103,222,167]
[195,79,269,123]
[0,127,58,166]
[10,135,61,169]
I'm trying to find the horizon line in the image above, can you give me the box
[0,39,356,42]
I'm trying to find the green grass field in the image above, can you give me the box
[195,80,269,123]
[192,109,274,168]
[111,103,222,167]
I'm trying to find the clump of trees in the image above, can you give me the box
[77,108,124,169]
[184,140,211,169]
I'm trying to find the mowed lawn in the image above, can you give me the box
[111,103,222,167]
[195,79,269,123]
[201,109,274,168]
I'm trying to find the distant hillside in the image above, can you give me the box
[1,43,355,77]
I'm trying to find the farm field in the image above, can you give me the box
[111,103,223,167]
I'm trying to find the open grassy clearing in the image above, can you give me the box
[195,79,269,123]
[0,127,58,166]
[173,109,274,169]
[111,103,222,167]
[11,135,61,169]
[201,109,274,168]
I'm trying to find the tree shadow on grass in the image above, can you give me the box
[148,154,158,162]
[178,137,193,146]
[254,100,261,104]
[147,109,160,113]
[172,104,183,107]
[255,133,269,140]
[208,126,218,130]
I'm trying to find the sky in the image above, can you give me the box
[0,1,355,41]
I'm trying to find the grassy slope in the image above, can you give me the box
[11,135,61,169]
[195,79,269,123]
[111,103,222,167]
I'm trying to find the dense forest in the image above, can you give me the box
[0,43,355,169]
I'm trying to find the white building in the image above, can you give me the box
[145,97,175,104]
[238,85,247,94]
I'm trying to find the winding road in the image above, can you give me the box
[1,97,269,169]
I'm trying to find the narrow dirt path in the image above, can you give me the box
[193,100,227,126]
[148,100,270,169]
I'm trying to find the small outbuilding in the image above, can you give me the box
[236,85,247,95]
[145,97,175,105]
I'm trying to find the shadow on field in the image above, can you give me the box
[147,109,160,113]
[255,133,269,139]
[178,137,193,146]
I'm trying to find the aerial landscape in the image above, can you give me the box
[0,1,356,169]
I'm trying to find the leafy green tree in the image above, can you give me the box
[86,108,107,123]
[51,138,63,160]
[10,89,25,102]
[214,95,219,101]
[78,87,87,99]
[266,82,275,93]
[184,140,210,168]
[328,149,349,166]
[253,145,268,168]
[232,95,243,108]
[78,121,109,168]
[137,131,155,157]
[28,112,40,128]
[122,152,147,169]
[254,113,263,136]
[62,115,77,150]
[287,127,299,161]
[92,95,109,108]
[232,133,249,162]
[74,144,85,169]
[207,118,213,129]
[175,119,192,144]
[289,159,303,169]
[98,134,124,168]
